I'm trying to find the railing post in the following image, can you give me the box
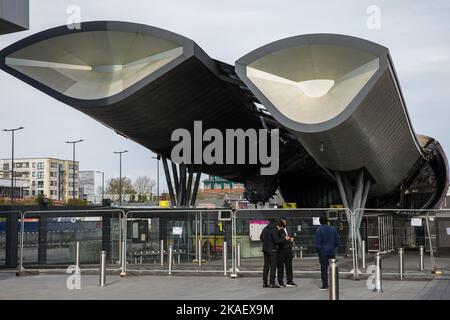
[198,239,202,267]
[223,241,227,276]
[237,242,241,267]
[120,215,127,277]
[374,252,383,293]
[399,248,405,280]
[160,239,164,266]
[99,250,106,287]
[19,212,25,272]
[75,241,80,275]
[329,259,339,300]
[168,245,173,275]
[361,240,366,270]
[419,245,424,271]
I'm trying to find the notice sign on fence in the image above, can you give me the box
[173,227,183,235]
[411,218,422,227]
[313,217,321,226]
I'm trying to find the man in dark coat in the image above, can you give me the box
[260,220,286,288]
[315,215,340,290]
[277,217,297,287]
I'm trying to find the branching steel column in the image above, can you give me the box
[186,164,194,206]
[190,167,202,207]
[171,162,180,202]
[162,157,176,206]
[179,164,187,206]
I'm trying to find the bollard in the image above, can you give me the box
[419,245,424,271]
[99,250,106,287]
[361,240,366,270]
[160,240,164,266]
[237,242,241,267]
[374,252,383,293]
[399,248,405,280]
[198,239,202,267]
[75,241,80,275]
[223,241,227,276]
[168,245,173,275]
[329,259,339,300]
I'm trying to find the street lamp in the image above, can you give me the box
[2,127,24,208]
[65,139,83,202]
[96,170,105,204]
[152,155,160,202]
[113,150,128,205]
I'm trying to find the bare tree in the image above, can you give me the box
[106,177,136,200]
[134,176,156,196]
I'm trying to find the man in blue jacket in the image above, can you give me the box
[315,215,340,290]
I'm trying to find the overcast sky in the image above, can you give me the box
[1,0,449,192]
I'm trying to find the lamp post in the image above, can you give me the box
[114,150,128,205]
[96,170,105,204]
[152,155,160,202]
[2,127,24,208]
[65,139,83,202]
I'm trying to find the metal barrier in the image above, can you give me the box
[0,210,23,268]
[353,208,450,277]
[122,209,234,275]
[99,250,106,287]
[374,252,383,293]
[399,248,405,280]
[18,209,125,272]
[233,208,354,276]
[329,259,339,300]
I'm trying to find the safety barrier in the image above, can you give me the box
[2,207,448,282]
[121,209,234,275]
[233,208,355,277]
[17,209,125,272]
[353,208,450,278]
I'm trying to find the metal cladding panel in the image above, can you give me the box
[75,57,265,181]
[0,0,29,35]
[235,34,439,197]
[0,21,278,182]
[295,68,421,195]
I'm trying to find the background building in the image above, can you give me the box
[202,175,244,192]
[79,171,103,204]
[0,158,79,201]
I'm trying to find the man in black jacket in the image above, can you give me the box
[260,220,286,288]
[277,218,297,287]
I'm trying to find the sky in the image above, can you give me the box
[0,0,449,193]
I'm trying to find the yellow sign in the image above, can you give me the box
[283,203,297,208]
[330,205,344,209]
[159,200,170,208]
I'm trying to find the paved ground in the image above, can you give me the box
[0,272,449,300]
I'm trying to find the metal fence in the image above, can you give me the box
[122,209,234,274]
[1,207,449,280]
[17,209,125,272]
[353,209,450,278]
[232,208,354,276]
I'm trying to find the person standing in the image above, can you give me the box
[260,220,286,288]
[315,215,340,290]
[277,218,297,287]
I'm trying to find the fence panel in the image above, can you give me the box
[19,209,124,271]
[124,209,233,274]
[234,208,353,275]
[0,215,6,266]
[354,208,450,277]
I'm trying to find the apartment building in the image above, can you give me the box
[0,158,80,201]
